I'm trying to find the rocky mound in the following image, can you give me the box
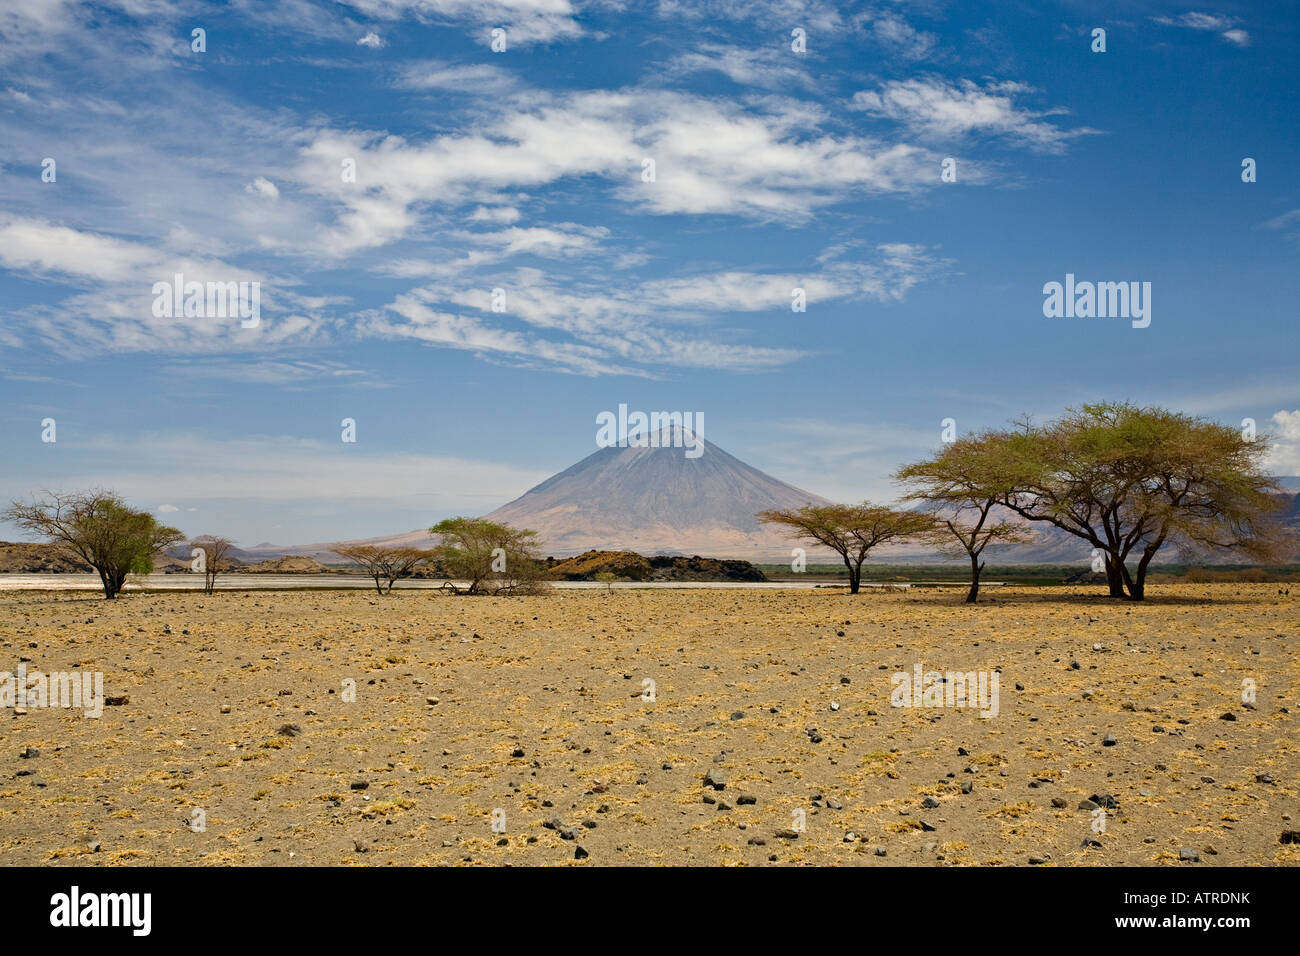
[235,556,336,574]
[0,542,91,573]
[548,550,766,582]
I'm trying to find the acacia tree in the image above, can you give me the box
[332,544,433,594]
[967,404,1285,600]
[896,436,1029,603]
[430,517,548,595]
[189,535,234,594]
[757,502,936,594]
[3,491,183,599]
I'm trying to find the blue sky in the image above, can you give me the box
[1,0,1298,547]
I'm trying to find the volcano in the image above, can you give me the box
[483,427,831,558]
[325,427,831,560]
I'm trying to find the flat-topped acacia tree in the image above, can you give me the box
[757,503,936,594]
[896,435,1030,603]
[332,544,433,594]
[4,490,183,599]
[909,404,1287,601]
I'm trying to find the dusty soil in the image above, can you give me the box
[1,584,1296,866]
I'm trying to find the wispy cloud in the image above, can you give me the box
[1152,12,1250,47]
[851,77,1096,152]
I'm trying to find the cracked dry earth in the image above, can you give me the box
[1,584,1296,866]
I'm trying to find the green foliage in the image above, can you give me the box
[429,517,548,595]
[3,490,184,599]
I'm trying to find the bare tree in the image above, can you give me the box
[188,536,234,594]
[3,490,183,599]
[757,503,936,594]
[332,544,433,594]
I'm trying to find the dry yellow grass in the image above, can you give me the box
[1,583,1296,866]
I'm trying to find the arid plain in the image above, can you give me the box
[2,584,1296,866]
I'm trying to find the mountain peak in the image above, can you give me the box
[484,433,828,558]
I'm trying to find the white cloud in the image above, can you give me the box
[356,31,385,47]
[851,77,1095,152]
[395,60,516,93]
[468,205,522,224]
[245,176,281,200]
[157,503,180,512]
[1152,12,1250,46]
[863,10,937,61]
[35,431,552,505]
[362,243,942,375]
[337,0,585,45]
[295,89,944,255]
[662,44,818,92]
[1267,410,1300,476]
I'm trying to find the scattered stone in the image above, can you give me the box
[1179,848,1200,862]
[1102,733,1117,747]
[511,747,525,757]
[574,845,589,860]
[702,769,727,790]
[104,695,129,707]
[775,828,800,840]
[1218,712,1237,722]
[219,704,232,714]
[276,724,302,737]
[736,794,757,805]
[19,746,38,759]
[350,780,368,790]
[874,847,887,857]
[961,781,974,795]
[921,795,940,809]
[1051,797,1067,808]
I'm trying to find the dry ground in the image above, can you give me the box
[1,583,1296,866]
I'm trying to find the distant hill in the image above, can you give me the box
[0,542,90,573]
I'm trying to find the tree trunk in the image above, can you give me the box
[847,561,861,594]
[1103,556,1125,597]
[1129,544,1161,601]
[966,554,983,603]
[373,574,383,595]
